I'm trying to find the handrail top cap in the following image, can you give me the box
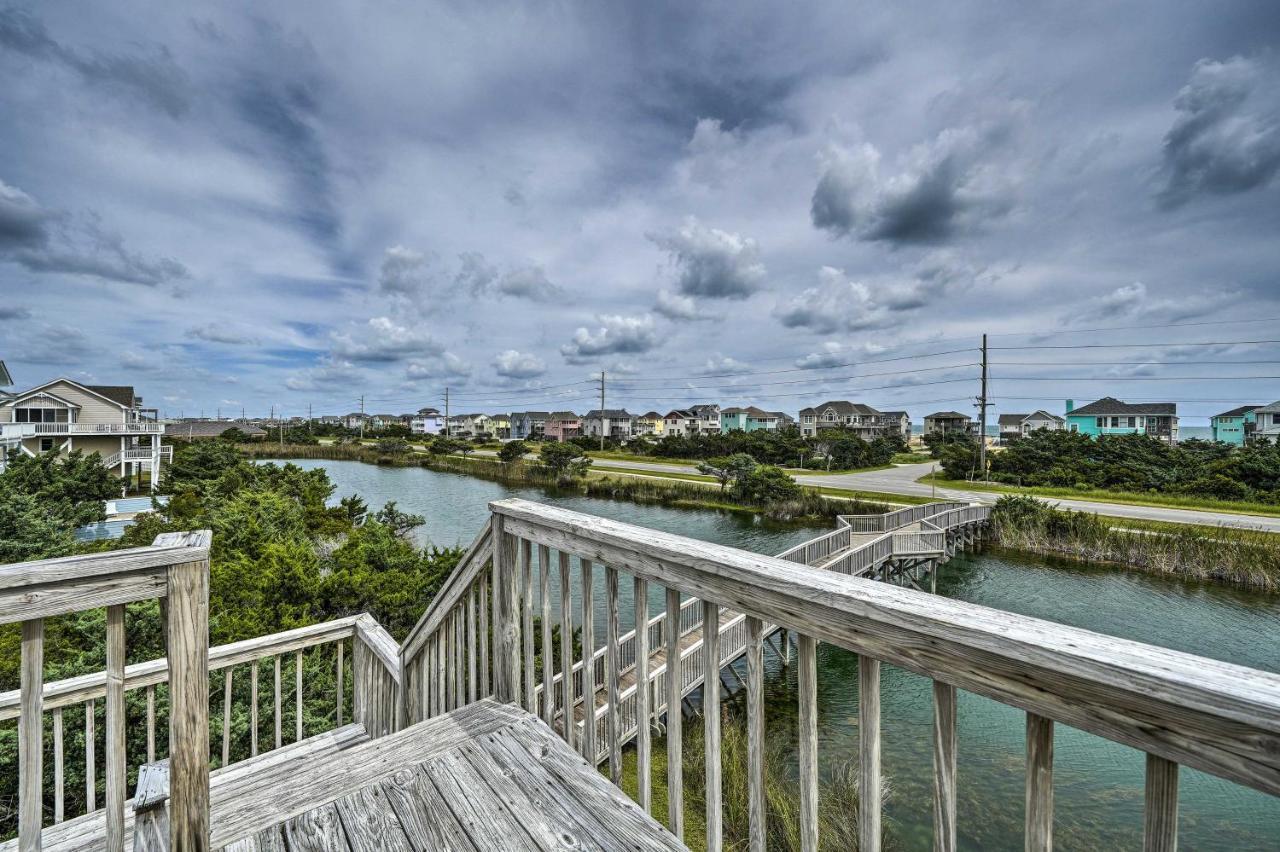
[0,529,211,590]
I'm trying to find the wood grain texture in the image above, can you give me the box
[1144,754,1179,852]
[18,618,42,852]
[399,518,492,661]
[379,766,478,851]
[274,656,282,750]
[295,651,303,742]
[521,538,535,715]
[283,801,349,852]
[606,565,622,785]
[86,699,96,813]
[933,681,958,852]
[703,600,722,852]
[492,498,1280,798]
[167,557,210,851]
[559,552,574,747]
[492,517,519,705]
[634,575,652,814]
[860,655,882,852]
[798,633,818,852]
[665,587,683,841]
[249,662,259,758]
[222,669,233,768]
[105,605,127,852]
[540,545,554,726]
[580,559,597,764]
[745,617,765,852]
[1025,713,1054,852]
[332,785,412,851]
[54,705,65,823]
[146,686,155,764]
[479,576,490,700]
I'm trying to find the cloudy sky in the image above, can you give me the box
[2,1,1279,424]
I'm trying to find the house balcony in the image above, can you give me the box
[1,421,165,436]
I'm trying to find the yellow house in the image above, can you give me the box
[634,411,665,436]
[0,378,169,489]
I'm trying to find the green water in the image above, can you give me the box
[283,459,1280,850]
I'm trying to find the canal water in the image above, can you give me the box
[282,459,1280,850]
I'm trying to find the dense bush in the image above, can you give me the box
[643,427,904,469]
[986,431,1280,502]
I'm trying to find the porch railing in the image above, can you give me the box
[1,532,212,852]
[403,497,1280,852]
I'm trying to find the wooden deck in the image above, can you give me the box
[6,700,684,852]
[221,702,684,851]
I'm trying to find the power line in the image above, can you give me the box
[991,375,1280,381]
[610,363,979,392]
[986,315,1280,338]
[990,339,1280,351]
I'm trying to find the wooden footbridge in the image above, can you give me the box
[6,500,1280,851]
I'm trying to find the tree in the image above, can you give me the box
[0,449,123,527]
[373,501,427,540]
[539,442,592,480]
[219,427,250,443]
[498,440,529,464]
[732,464,802,504]
[375,438,411,454]
[0,490,76,562]
[698,453,758,492]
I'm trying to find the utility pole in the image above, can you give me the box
[359,395,365,440]
[444,388,451,437]
[280,406,285,450]
[599,370,606,451]
[978,333,989,480]
[308,403,312,433]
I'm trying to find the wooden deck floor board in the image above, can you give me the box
[378,767,478,852]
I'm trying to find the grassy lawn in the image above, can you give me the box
[919,473,1280,518]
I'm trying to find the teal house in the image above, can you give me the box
[1210,405,1261,445]
[720,406,783,433]
[1064,397,1178,443]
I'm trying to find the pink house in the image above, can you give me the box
[544,411,581,442]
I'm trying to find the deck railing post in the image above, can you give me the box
[492,514,520,705]
[18,617,43,852]
[167,545,211,852]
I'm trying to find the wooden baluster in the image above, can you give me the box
[86,699,96,813]
[580,559,597,763]
[606,565,622,785]
[479,576,490,698]
[558,551,574,745]
[456,607,465,707]
[746,618,765,852]
[53,706,65,824]
[1025,713,1054,852]
[274,655,282,749]
[666,588,683,841]
[860,656,882,852]
[250,661,259,757]
[1144,754,1179,852]
[432,634,443,717]
[445,613,456,711]
[222,668,234,767]
[19,618,42,851]
[540,545,554,726]
[468,585,478,705]
[521,539,535,714]
[295,650,304,741]
[336,641,344,726]
[493,516,520,706]
[106,604,126,852]
[703,600,722,851]
[635,576,652,813]
[798,634,818,852]
[146,684,156,763]
[168,547,211,850]
[933,682,958,852]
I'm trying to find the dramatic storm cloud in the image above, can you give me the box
[2,2,1278,424]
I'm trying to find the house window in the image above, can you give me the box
[39,438,55,452]
[1096,417,1106,428]
[16,407,69,423]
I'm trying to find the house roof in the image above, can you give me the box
[585,409,632,418]
[1068,397,1176,416]
[417,407,440,416]
[547,411,579,420]
[1212,405,1263,419]
[926,411,971,420]
[878,410,908,420]
[85,385,138,408]
[172,420,267,438]
[1253,400,1280,414]
[665,409,694,419]
[722,406,775,417]
[0,360,11,387]
[520,411,551,419]
[798,400,882,417]
[998,414,1029,427]
[638,411,664,420]
[4,388,82,409]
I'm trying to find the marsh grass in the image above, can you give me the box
[990,495,1280,590]
[622,708,878,851]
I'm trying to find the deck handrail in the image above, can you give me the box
[399,518,493,663]
[5,531,212,852]
[486,497,1280,850]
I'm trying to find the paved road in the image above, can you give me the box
[461,449,1280,532]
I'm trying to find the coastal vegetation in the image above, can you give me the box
[988,495,1280,590]
[591,428,906,471]
[932,430,1280,509]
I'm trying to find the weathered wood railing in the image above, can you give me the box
[0,611,397,830]
[2,532,212,852]
[417,498,1280,852]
